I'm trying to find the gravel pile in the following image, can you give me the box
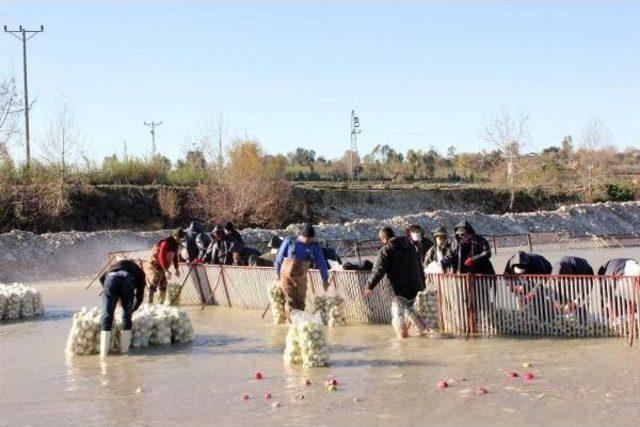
[1,202,638,283]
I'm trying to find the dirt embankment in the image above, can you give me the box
[1,201,638,283]
[0,184,589,233]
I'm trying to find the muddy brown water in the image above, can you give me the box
[2,246,640,427]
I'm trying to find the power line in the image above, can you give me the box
[4,24,44,172]
[143,121,162,157]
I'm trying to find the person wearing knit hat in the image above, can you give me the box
[274,223,329,319]
[424,226,451,266]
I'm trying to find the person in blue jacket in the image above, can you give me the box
[274,224,329,318]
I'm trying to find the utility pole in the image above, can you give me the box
[143,121,162,157]
[349,109,361,181]
[4,25,44,173]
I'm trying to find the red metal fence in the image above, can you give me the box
[104,253,639,344]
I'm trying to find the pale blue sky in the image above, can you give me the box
[1,0,638,163]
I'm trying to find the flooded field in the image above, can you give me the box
[2,270,639,427]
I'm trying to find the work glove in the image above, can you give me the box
[464,258,474,268]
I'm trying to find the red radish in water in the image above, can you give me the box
[264,392,272,400]
[476,386,488,396]
[523,372,534,381]
[302,378,312,386]
[325,378,338,386]
[241,393,249,400]
[254,372,263,380]
[437,380,448,390]
[508,372,519,378]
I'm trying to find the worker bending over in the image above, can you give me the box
[274,224,329,319]
[99,259,146,358]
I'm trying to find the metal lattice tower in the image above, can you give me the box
[350,109,361,180]
[143,121,162,157]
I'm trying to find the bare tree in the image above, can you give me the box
[0,76,21,159]
[577,119,615,202]
[484,111,530,211]
[40,98,82,184]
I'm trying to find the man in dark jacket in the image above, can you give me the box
[205,223,246,265]
[440,221,495,274]
[364,227,428,338]
[98,259,145,358]
[552,255,594,313]
[406,224,433,264]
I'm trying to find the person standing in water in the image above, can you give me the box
[145,234,181,304]
[99,259,146,358]
[364,227,428,338]
[274,224,329,319]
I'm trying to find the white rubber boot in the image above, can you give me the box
[121,330,132,354]
[100,331,111,359]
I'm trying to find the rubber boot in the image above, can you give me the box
[100,331,111,359]
[147,289,155,304]
[159,290,167,305]
[121,330,132,354]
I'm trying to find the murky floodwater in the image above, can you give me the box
[2,260,640,427]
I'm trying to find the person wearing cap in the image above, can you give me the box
[274,224,329,318]
[440,220,495,275]
[424,226,451,266]
[363,226,429,338]
[406,224,433,264]
[504,251,552,275]
[504,251,552,312]
[144,234,181,304]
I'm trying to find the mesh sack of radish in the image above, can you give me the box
[0,283,45,320]
[165,282,181,306]
[65,306,102,355]
[268,281,287,324]
[66,304,194,355]
[283,310,329,367]
[313,295,346,327]
[414,290,439,330]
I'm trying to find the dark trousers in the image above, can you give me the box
[101,271,135,331]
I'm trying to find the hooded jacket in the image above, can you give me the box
[184,221,204,261]
[504,252,552,275]
[367,236,425,300]
[441,221,495,274]
[554,256,594,275]
[597,258,635,276]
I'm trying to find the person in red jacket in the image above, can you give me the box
[145,235,181,304]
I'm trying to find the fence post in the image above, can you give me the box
[355,241,362,263]
[526,233,533,252]
[492,236,498,255]
[220,266,232,307]
[466,273,475,339]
